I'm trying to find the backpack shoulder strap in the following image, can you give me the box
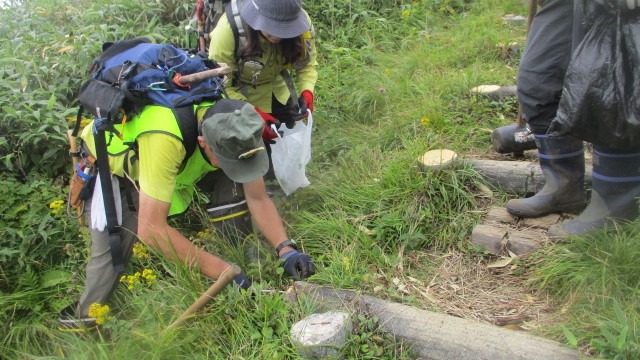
[224,0,246,59]
[172,106,198,160]
[204,0,226,38]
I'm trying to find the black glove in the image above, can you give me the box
[233,272,252,290]
[277,102,300,129]
[280,250,315,280]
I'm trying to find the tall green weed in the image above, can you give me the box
[0,0,187,179]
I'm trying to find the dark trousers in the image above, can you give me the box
[517,0,586,134]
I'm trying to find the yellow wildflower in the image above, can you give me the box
[402,9,411,19]
[132,241,149,260]
[420,117,431,127]
[120,268,157,290]
[142,268,157,285]
[121,273,141,290]
[87,303,112,325]
[49,199,64,215]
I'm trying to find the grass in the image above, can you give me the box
[528,224,640,357]
[1,0,639,358]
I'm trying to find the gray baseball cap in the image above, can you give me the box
[240,0,310,39]
[201,99,269,183]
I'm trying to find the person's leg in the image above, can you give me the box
[548,148,640,239]
[508,0,588,217]
[59,177,139,330]
[517,0,577,135]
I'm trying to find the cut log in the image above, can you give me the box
[417,149,458,171]
[471,223,548,256]
[417,154,589,195]
[521,214,562,229]
[485,206,517,224]
[467,159,544,195]
[508,227,546,255]
[466,159,592,195]
[471,85,517,100]
[288,282,580,360]
[471,224,507,255]
[290,311,352,359]
[484,207,562,230]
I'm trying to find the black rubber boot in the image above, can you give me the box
[548,149,640,239]
[506,134,586,218]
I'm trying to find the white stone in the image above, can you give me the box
[290,311,352,359]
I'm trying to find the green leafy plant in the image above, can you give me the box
[591,300,639,359]
[0,174,81,293]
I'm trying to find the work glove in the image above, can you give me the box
[254,107,281,144]
[297,90,314,117]
[233,271,252,290]
[280,250,316,280]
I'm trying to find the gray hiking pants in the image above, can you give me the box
[517,0,586,134]
[76,168,253,316]
[77,178,139,317]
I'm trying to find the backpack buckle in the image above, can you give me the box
[148,81,168,91]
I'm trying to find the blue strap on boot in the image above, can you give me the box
[549,149,640,239]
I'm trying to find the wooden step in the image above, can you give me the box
[470,207,562,256]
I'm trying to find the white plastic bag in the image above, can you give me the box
[90,173,122,231]
[270,112,313,195]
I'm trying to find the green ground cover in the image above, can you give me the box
[1,0,638,358]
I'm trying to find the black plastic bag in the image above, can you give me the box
[548,10,640,150]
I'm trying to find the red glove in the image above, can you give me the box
[254,107,281,143]
[299,90,314,113]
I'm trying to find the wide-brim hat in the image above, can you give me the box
[201,99,269,183]
[240,0,310,39]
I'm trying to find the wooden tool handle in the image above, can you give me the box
[167,264,241,330]
[67,130,80,168]
[175,63,232,85]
